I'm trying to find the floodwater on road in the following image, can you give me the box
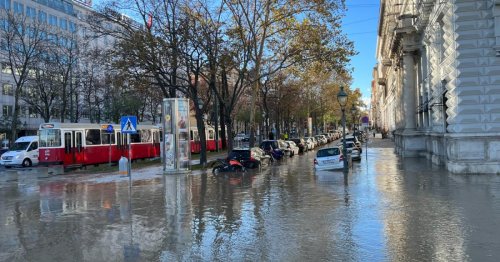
[1,139,500,262]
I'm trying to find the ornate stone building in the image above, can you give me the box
[375,0,500,173]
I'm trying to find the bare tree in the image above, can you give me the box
[0,10,46,142]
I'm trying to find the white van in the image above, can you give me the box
[0,136,39,168]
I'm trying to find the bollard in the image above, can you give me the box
[119,156,129,176]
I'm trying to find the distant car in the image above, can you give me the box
[338,141,361,161]
[290,138,307,153]
[304,137,317,148]
[314,147,344,171]
[304,137,314,150]
[315,135,328,145]
[341,135,361,152]
[228,147,271,169]
[259,140,286,160]
[285,140,299,156]
[234,133,249,142]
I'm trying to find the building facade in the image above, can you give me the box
[0,0,139,144]
[375,0,500,173]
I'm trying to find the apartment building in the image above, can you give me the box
[375,0,500,173]
[0,0,119,142]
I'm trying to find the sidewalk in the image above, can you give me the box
[190,151,228,166]
[367,136,395,148]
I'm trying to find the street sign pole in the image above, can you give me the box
[109,134,112,166]
[128,134,131,179]
[120,116,137,178]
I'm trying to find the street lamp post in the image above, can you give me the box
[337,86,348,172]
[351,106,358,142]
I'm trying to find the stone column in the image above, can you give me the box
[402,51,416,130]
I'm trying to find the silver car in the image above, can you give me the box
[338,141,361,161]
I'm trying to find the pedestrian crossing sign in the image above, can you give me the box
[121,116,137,134]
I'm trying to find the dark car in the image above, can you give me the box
[259,140,286,160]
[0,148,9,157]
[228,147,271,169]
[290,138,307,153]
[0,147,9,156]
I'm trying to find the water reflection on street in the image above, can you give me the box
[1,141,500,261]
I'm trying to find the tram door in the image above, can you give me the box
[64,131,84,166]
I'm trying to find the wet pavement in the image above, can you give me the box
[1,138,500,261]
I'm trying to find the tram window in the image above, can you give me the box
[117,132,122,147]
[64,132,71,153]
[101,131,115,144]
[40,129,61,147]
[208,130,214,139]
[140,129,151,142]
[76,132,82,152]
[130,131,141,143]
[85,129,101,145]
[153,131,159,143]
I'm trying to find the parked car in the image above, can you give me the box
[305,137,318,148]
[0,148,9,157]
[259,140,286,160]
[228,147,271,169]
[314,146,345,171]
[303,137,314,150]
[315,135,328,145]
[234,133,249,142]
[285,140,299,156]
[341,135,362,153]
[0,136,39,168]
[290,138,307,153]
[338,141,361,161]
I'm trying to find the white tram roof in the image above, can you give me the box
[39,122,160,130]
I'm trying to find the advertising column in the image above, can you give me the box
[162,98,190,174]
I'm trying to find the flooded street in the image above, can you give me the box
[1,139,500,261]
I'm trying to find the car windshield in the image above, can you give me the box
[10,142,30,151]
[317,148,340,157]
[260,141,277,150]
[229,150,251,159]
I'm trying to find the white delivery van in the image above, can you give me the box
[0,136,39,168]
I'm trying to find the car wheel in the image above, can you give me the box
[22,158,32,167]
[212,166,222,176]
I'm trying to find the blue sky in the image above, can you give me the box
[343,1,380,108]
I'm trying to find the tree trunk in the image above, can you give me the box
[219,101,227,150]
[195,104,207,166]
[225,114,233,151]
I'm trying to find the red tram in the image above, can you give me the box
[38,123,161,168]
[190,125,225,153]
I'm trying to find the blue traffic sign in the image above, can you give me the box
[106,124,114,133]
[121,116,137,134]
